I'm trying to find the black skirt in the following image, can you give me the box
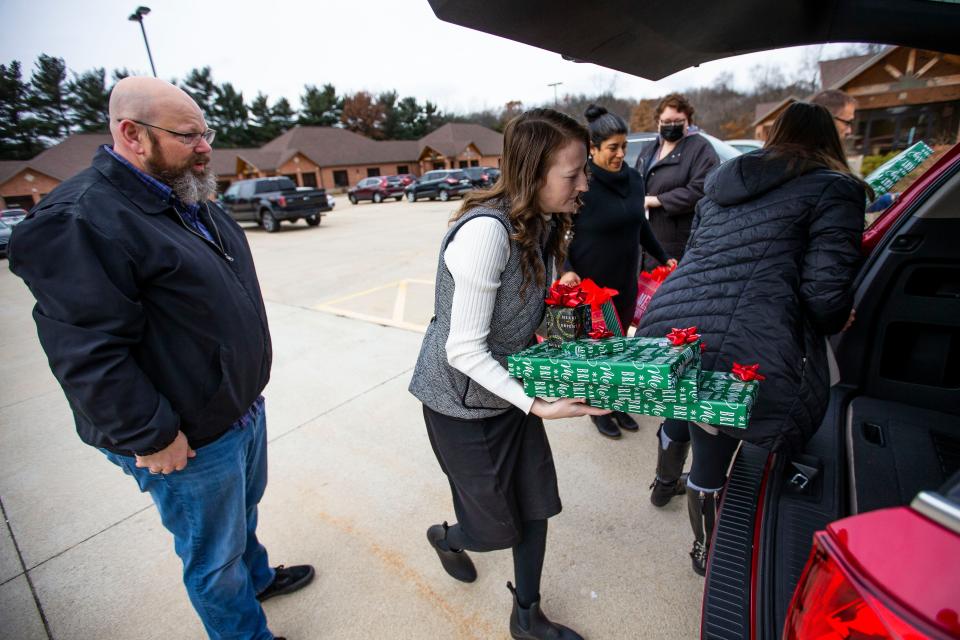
[423,404,562,551]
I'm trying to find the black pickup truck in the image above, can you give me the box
[220,177,330,232]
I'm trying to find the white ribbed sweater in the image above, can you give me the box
[443,216,535,413]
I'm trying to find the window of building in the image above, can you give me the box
[470,160,479,167]
[458,160,469,168]
[366,167,381,177]
[333,170,349,187]
[282,173,299,185]
[433,161,445,170]
[301,172,317,187]
[397,165,409,175]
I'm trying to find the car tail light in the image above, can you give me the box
[784,533,935,640]
[277,196,287,207]
[445,177,457,184]
[481,173,489,180]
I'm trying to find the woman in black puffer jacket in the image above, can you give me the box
[637,102,866,575]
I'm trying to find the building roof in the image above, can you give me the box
[28,133,112,181]
[819,54,873,89]
[418,123,503,157]
[0,161,27,185]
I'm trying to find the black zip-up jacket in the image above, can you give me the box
[9,147,272,456]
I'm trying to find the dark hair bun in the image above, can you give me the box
[584,104,608,122]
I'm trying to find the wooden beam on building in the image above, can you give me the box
[906,49,916,75]
[884,63,903,79]
[916,55,941,78]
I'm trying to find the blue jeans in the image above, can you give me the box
[103,403,275,640]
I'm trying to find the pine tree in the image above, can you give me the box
[28,54,71,142]
[248,92,274,145]
[66,68,110,132]
[181,67,217,120]
[298,83,340,126]
[271,97,296,135]
[0,61,45,159]
[211,82,249,147]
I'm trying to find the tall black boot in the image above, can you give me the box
[508,582,584,640]
[649,425,689,507]
[686,486,720,576]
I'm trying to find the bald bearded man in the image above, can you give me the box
[8,77,313,640]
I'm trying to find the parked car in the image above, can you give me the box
[624,131,741,168]
[0,208,28,226]
[463,166,500,189]
[220,177,329,232]
[405,169,473,202]
[0,219,11,259]
[326,193,336,209]
[348,176,405,204]
[724,138,764,154]
[427,2,960,639]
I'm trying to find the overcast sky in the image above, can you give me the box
[2,0,856,114]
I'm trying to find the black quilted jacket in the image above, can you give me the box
[637,151,865,451]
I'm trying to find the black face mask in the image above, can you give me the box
[660,123,685,142]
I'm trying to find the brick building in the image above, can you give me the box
[0,123,504,208]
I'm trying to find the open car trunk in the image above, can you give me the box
[427,0,960,80]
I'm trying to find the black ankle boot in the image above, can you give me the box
[612,411,639,431]
[686,486,720,576]
[592,414,621,439]
[649,425,690,507]
[507,582,584,639]
[427,522,477,583]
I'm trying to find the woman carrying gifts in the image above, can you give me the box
[636,102,865,575]
[560,104,677,439]
[409,108,609,640]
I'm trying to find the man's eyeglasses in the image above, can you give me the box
[119,118,216,146]
[659,119,687,126]
[834,115,855,128]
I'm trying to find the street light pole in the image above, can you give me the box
[547,82,563,108]
[128,6,157,77]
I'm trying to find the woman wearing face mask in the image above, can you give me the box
[409,108,609,640]
[635,93,720,269]
[559,104,676,440]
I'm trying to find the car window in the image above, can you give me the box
[224,184,239,198]
[238,182,255,198]
[451,171,467,179]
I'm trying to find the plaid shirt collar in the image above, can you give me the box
[103,145,200,218]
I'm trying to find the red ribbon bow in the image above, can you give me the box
[588,327,613,340]
[642,264,676,283]
[579,278,618,306]
[666,326,700,346]
[731,363,766,382]
[545,282,587,308]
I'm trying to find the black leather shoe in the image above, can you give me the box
[427,522,477,583]
[508,582,584,639]
[592,414,621,439]
[256,564,315,602]
[612,411,640,431]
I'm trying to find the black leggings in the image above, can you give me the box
[446,519,547,608]
[662,419,739,490]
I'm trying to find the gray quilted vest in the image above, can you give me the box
[409,203,554,419]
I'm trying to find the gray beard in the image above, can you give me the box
[168,167,218,205]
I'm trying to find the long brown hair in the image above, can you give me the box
[452,108,589,295]
[764,102,868,192]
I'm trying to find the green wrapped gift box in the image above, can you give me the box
[522,366,700,403]
[560,335,634,359]
[593,370,759,428]
[507,337,700,390]
[864,141,934,198]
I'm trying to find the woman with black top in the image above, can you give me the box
[409,109,609,640]
[560,105,676,439]
[635,94,720,270]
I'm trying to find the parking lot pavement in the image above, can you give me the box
[0,195,702,639]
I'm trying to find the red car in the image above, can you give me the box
[428,2,960,639]
[395,173,417,187]
[347,176,404,204]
